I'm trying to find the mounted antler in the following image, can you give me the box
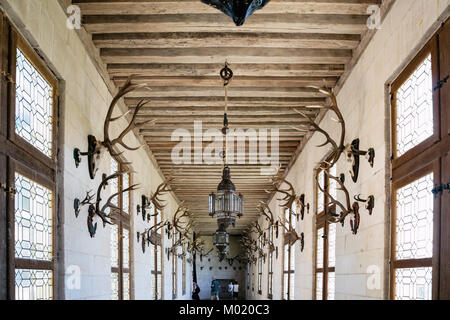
[74,76,156,179]
[102,77,155,159]
[266,168,304,220]
[293,86,345,170]
[257,201,275,229]
[278,217,304,252]
[76,171,140,238]
[74,191,94,217]
[168,203,193,236]
[150,177,174,211]
[316,170,363,235]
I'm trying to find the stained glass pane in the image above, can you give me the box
[15,173,52,261]
[396,173,433,260]
[317,228,324,269]
[111,272,119,300]
[316,272,323,300]
[123,228,129,269]
[123,173,129,214]
[395,267,432,300]
[317,170,324,213]
[123,273,130,300]
[328,224,336,268]
[396,55,433,156]
[15,49,53,158]
[328,272,335,300]
[15,269,52,300]
[110,224,119,268]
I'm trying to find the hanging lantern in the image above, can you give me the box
[201,0,271,26]
[209,166,244,229]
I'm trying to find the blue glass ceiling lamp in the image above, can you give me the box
[201,0,271,26]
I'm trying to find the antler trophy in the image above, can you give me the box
[136,177,173,221]
[294,85,374,234]
[74,77,155,179]
[266,168,308,221]
[74,171,139,237]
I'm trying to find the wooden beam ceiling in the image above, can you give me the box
[73,0,384,234]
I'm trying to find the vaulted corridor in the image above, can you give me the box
[0,0,449,302]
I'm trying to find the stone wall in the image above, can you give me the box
[248,0,450,300]
[0,0,192,300]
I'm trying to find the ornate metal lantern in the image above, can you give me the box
[209,166,244,228]
[201,0,271,26]
[213,229,230,261]
[208,63,244,229]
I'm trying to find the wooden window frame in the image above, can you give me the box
[150,206,163,300]
[110,159,133,300]
[282,207,295,300]
[314,167,336,300]
[182,242,186,296]
[257,235,263,295]
[1,16,62,300]
[267,225,274,299]
[389,21,450,299]
[172,232,178,299]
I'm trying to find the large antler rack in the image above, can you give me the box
[74,170,140,238]
[293,86,345,170]
[74,76,156,179]
[316,170,364,235]
[265,168,307,221]
[136,177,174,221]
[278,216,304,252]
[137,219,168,253]
[257,201,275,229]
[166,203,193,238]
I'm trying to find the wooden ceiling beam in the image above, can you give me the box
[74,1,381,16]
[83,13,369,35]
[108,63,346,78]
[93,32,360,49]
[102,47,351,65]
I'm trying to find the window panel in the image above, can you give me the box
[316,228,324,269]
[122,228,129,269]
[111,272,119,300]
[15,49,53,158]
[396,173,434,260]
[396,55,433,156]
[327,272,335,300]
[316,272,323,300]
[123,273,130,300]
[317,170,325,213]
[283,273,288,300]
[110,159,118,207]
[15,269,52,300]
[395,267,432,300]
[123,173,129,214]
[14,173,52,261]
[328,224,336,268]
[110,224,119,269]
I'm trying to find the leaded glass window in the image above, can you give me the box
[395,55,433,157]
[15,49,54,158]
[283,207,295,300]
[395,267,432,300]
[395,174,434,260]
[15,269,53,300]
[14,173,53,261]
[315,166,336,300]
[393,173,434,300]
[109,158,132,300]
